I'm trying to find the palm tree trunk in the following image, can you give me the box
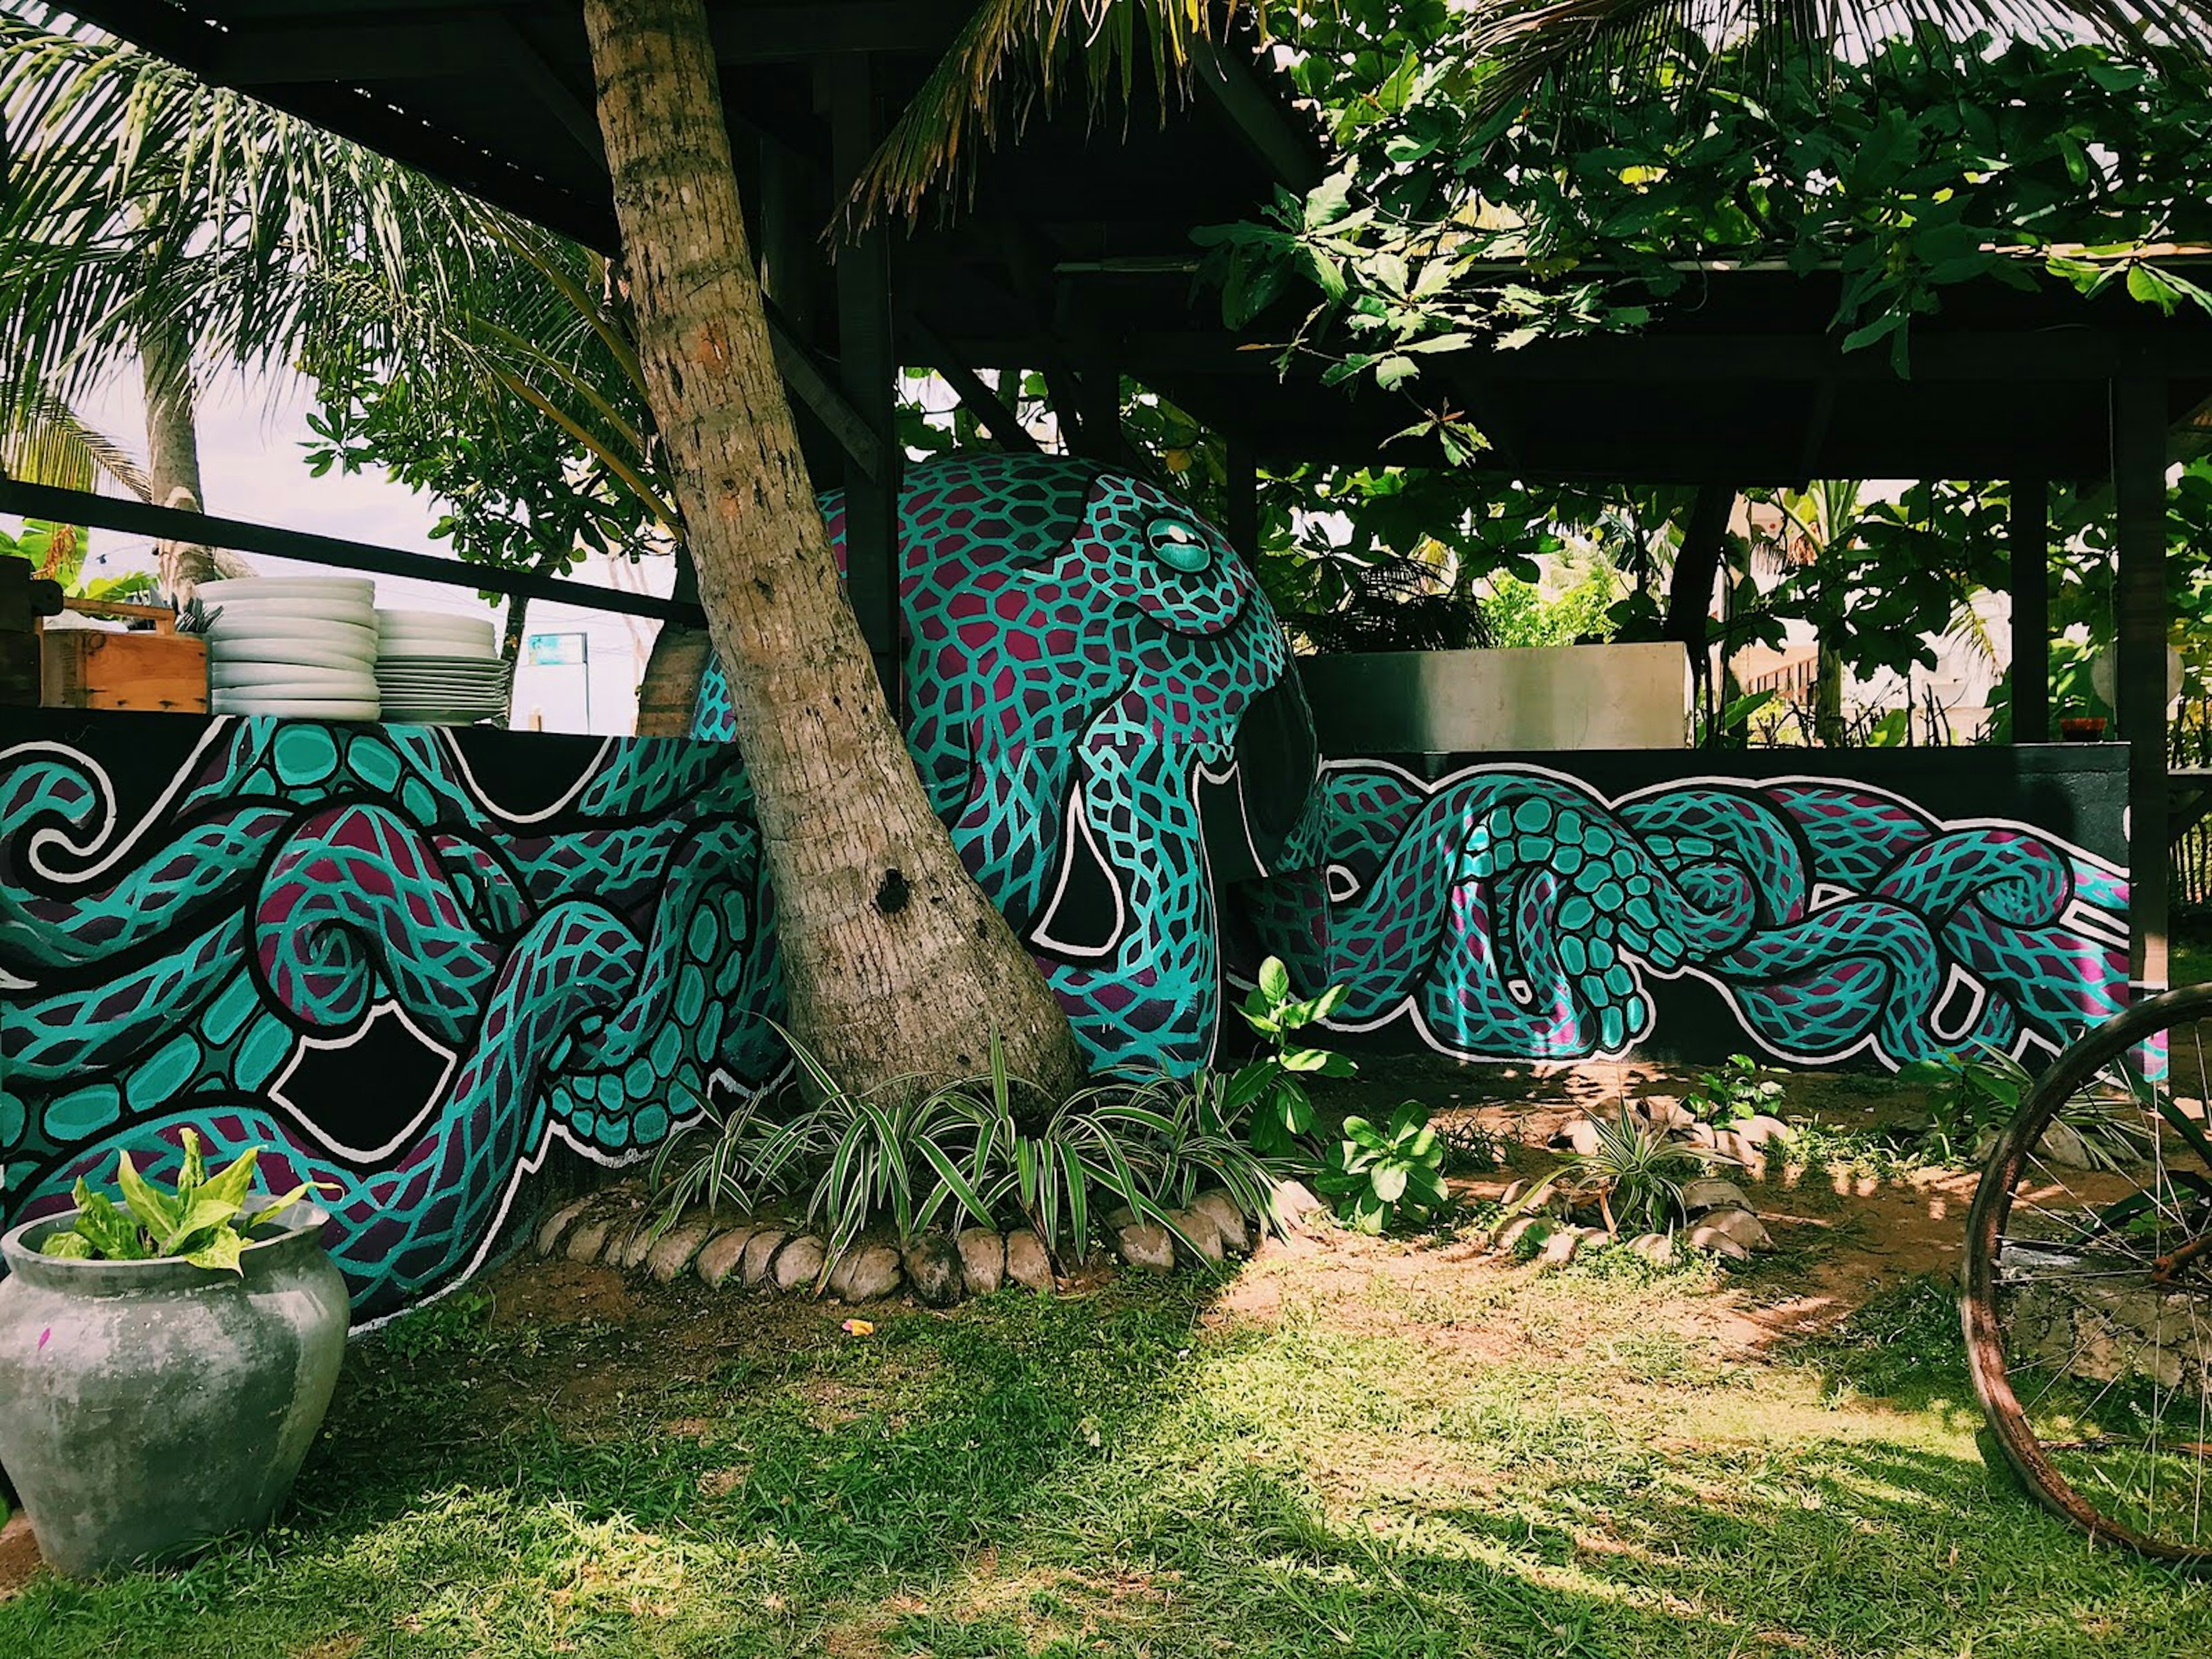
[1813,639,1845,745]
[139,314,202,510]
[636,541,709,736]
[581,0,1086,1104]
[138,312,234,597]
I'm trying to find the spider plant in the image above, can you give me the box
[1505,1108,1707,1237]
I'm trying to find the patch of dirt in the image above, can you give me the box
[0,1511,40,1599]
[483,1257,639,1328]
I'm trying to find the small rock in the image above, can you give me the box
[694,1225,755,1289]
[958,1228,1005,1296]
[1191,1190,1251,1255]
[1682,1122,1717,1147]
[1167,1207,1226,1263]
[1638,1096,1696,1131]
[740,1227,789,1287]
[1116,1222,1176,1272]
[535,1195,593,1256]
[772,1234,828,1294]
[1688,1222,1752,1262]
[613,1216,662,1271]
[1104,1206,1139,1230]
[1575,1226,1610,1250]
[1628,1232,1678,1267]
[1493,1215,1547,1253]
[1698,1207,1772,1252]
[1003,1229,1054,1293]
[1736,1114,1791,1149]
[2039,1122,2097,1169]
[1557,1119,1604,1155]
[903,1232,965,1306]
[1268,1179,1324,1230]
[828,1244,904,1302]
[1537,1228,1581,1267]
[565,1214,616,1264]
[1679,1177,1750,1214]
[646,1218,717,1283]
[1498,1179,1528,1208]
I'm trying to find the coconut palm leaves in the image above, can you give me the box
[846,0,1243,226]
[0,11,673,559]
[1461,0,2212,112]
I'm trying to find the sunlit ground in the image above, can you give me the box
[5,1205,2207,1658]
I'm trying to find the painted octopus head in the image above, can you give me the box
[893,453,1317,878]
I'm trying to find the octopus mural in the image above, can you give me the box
[1,720,780,1319]
[1241,762,2130,1069]
[0,453,2130,1319]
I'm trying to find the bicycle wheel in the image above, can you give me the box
[1963,983,2212,1565]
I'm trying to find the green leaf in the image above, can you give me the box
[1257,957,1291,1004]
[1370,1162,1409,1204]
[165,1195,249,1256]
[70,1181,149,1260]
[40,1231,97,1260]
[2126,263,2183,316]
[177,1128,206,1198]
[113,1152,183,1242]
[180,1227,247,1275]
[1302,170,1356,231]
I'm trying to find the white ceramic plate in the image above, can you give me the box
[212,661,378,688]
[381,710,495,726]
[206,616,378,653]
[211,696,382,719]
[207,640,381,673]
[377,609,495,636]
[374,672,510,688]
[376,645,499,664]
[198,576,376,601]
[201,599,376,629]
[211,676,378,700]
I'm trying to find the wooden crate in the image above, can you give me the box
[40,601,208,714]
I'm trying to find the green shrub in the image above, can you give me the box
[1317,1102,1448,1234]
[1509,1108,1703,1237]
[1226,955,1354,1157]
[1686,1054,1783,1128]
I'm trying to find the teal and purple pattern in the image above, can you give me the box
[1242,760,2130,1067]
[1,455,2133,1321]
[2,718,781,1319]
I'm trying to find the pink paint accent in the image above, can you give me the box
[37,1328,50,1352]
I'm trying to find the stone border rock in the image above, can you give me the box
[531,1180,1285,1304]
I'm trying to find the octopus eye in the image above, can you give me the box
[1145,517,1213,574]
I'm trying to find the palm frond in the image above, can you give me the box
[844,0,1243,230]
[1463,0,2212,115]
[0,384,149,498]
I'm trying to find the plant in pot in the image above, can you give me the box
[0,1131,346,1578]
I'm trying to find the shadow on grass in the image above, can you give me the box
[5,1267,2210,1658]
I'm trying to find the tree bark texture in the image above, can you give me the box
[581,0,1086,1101]
[139,315,249,596]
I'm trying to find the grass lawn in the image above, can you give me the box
[4,1186,2208,1658]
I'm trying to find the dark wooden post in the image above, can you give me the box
[830,54,903,711]
[2112,379,2169,998]
[2008,478,2050,744]
[1225,438,1259,561]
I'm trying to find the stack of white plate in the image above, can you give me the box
[200,577,381,718]
[373,609,512,725]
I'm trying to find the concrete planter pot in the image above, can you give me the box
[0,1199,348,1578]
